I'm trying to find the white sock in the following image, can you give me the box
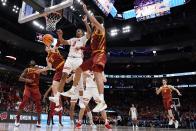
[70,86,76,91]
[87,111,93,124]
[99,94,104,102]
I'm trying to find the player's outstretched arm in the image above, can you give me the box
[156,87,162,95]
[46,58,52,70]
[82,15,91,39]
[83,4,105,33]
[19,68,33,83]
[35,66,49,74]
[56,29,69,45]
[170,85,182,96]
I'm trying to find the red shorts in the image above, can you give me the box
[163,98,172,110]
[80,52,107,72]
[53,67,63,82]
[23,86,41,101]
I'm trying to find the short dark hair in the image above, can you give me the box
[76,28,84,35]
[95,16,104,25]
[162,78,168,82]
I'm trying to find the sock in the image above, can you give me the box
[105,119,109,125]
[87,111,93,124]
[99,94,104,102]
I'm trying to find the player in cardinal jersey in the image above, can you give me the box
[156,78,182,128]
[66,4,107,112]
[75,70,111,129]
[15,60,48,127]
[56,15,91,98]
[129,104,138,128]
[45,46,65,112]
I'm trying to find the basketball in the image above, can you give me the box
[42,34,54,47]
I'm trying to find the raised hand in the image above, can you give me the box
[82,15,87,23]
[83,4,88,13]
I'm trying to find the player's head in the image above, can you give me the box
[132,104,135,107]
[91,16,104,29]
[29,60,36,67]
[162,78,168,85]
[76,28,84,38]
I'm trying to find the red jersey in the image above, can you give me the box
[161,86,172,99]
[47,50,64,70]
[90,30,106,55]
[25,67,40,87]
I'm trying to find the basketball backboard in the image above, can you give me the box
[18,0,73,24]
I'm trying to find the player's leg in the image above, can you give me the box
[15,88,30,127]
[58,110,63,127]
[32,88,42,127]
[76,89,92,129]
[65,59,93,96]
[70,100,77,125]
[59,58,72,93]
[92,53,107,112]
[100,110,112,129]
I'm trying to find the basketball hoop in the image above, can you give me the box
[45,12,62,31]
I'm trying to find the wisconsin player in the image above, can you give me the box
[65,4,107,112]
[156,78,181,128]
[56,15,91,95]
[75,70,111,129]
[45,45,65,111]
[15,60,48,127]
[129,104,138,128]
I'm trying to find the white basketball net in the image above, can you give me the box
[45,12,62,31]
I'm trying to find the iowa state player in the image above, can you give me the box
[45,45,65,112]
[15,60,48,127]
[156,78,181,128]
[65,4,108,112]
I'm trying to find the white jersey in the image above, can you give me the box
[67,35,88,58]
[131,107,137,114]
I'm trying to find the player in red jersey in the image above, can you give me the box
[65,4,108,113]
[156,78,182,128]
[45,45,65,112]
[15,60,48,127]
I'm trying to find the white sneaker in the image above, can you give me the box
[36,122,41,128]
[174,120,179,128]
[49,96,59,106]
[15,119,20,127]
[60,88,75,97]
[136,125,138,128]
[168,119,174,125]
[54,106,63,112]
[92,102,107,112]
[90,123,97,129]
[133,125,135,128]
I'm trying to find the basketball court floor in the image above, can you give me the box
[0,123,193,131]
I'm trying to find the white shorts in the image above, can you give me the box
[63,57,83,75]
[83,87,100,104]
[70,89,79,103]
[132,114,137,120]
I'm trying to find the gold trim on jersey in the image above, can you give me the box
[56,61,65,70]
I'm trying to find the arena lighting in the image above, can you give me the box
[122,26,131,33]
[33,21,44,30]
[105,71,196,79]
[153,50,156,54]
[5,56,16,61]
[12,5,19,13]
[110,29,118,37]
[1,0,7,6]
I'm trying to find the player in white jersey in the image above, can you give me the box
[75,70,112,129]
[129,104,138,128]
[56,15,91,95]
[66,72,94,126]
